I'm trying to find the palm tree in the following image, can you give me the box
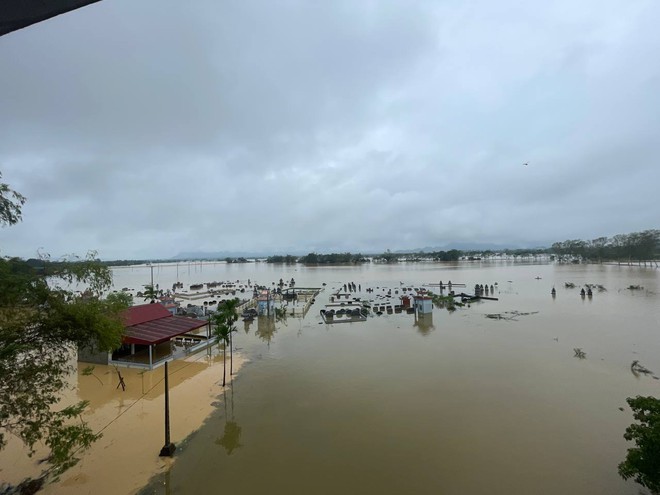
[213,319,231,387]
[142,284,159,303]
[213,298,239,386]
[218,298,239,376]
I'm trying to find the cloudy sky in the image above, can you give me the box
[1,0,659,259]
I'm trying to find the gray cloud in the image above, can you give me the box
[1,0,659,259]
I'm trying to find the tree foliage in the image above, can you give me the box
[265,254,297,263]
[552,230,660,262]
[0,172,26,227]
[106,291,134,308]
[0,176,128,481]
[427,249,462,261]
[618,396,660,494]
[212,299,239,387]
[141,283,160,303]
[298,252,368,264]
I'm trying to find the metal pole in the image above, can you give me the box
[159,361,176,457]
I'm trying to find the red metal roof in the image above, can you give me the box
[122,304,208,346]
[122,303,171,326]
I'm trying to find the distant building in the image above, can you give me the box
[158,295,179,315]
[257,289,275,316]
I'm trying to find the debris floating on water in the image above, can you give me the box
[574,348,586,359]
[630,360,655,378]
[484,310,538,321]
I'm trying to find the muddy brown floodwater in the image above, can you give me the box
[3,261,658,495]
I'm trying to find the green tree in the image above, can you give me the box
[107,291,134,308]
[378,249,398,263]
[214,322,230,387]
[618,396,660,494]
[212,299,239,386]
[141,284,159,303]
[218,299,239,376]
[0,172,26,226]
[0,177,128,487]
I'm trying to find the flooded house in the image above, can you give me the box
[78,303,211,369]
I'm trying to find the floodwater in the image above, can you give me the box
[122,261,658,495]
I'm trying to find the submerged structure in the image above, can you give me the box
[79,304,211,369]
[413,292,433,314]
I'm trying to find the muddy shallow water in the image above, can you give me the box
[46,261,660,494]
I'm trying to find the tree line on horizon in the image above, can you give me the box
[266,249,464,264]
[12,230,659,267]
[263,230,658,264]
[550,229,659,262]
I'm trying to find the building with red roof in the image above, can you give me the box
[78,303,211,369]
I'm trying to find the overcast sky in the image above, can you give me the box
[1,0,659,259]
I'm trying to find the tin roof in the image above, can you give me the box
[121,304,207,346]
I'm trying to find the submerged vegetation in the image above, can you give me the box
[484,310,539,321]
[430,293,456,311]
[630,361,655,378]
[573,348,587,359]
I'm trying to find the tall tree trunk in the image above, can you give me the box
[230,331,233,376]
[222,347,226,387]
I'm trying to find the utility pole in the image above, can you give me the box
[159,361,176,457]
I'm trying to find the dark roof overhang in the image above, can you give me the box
[1,0,102,37]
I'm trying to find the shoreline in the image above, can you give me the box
[1,348,244,495]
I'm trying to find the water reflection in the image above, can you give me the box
[242,319,253,334]
[216,421,243,455]
[255,316,277,345]
[413,312,434,335]
[215,387,242,455]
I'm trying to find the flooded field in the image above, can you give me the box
[58,261,660,493]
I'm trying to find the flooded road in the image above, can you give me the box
[126,261,658,494]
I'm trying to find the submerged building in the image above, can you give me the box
[78,303,211,370]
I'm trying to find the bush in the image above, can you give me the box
[618,396,660,493]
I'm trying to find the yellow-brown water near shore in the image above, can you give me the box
[0,348,244,495]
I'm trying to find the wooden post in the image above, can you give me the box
[159,361,176,457]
